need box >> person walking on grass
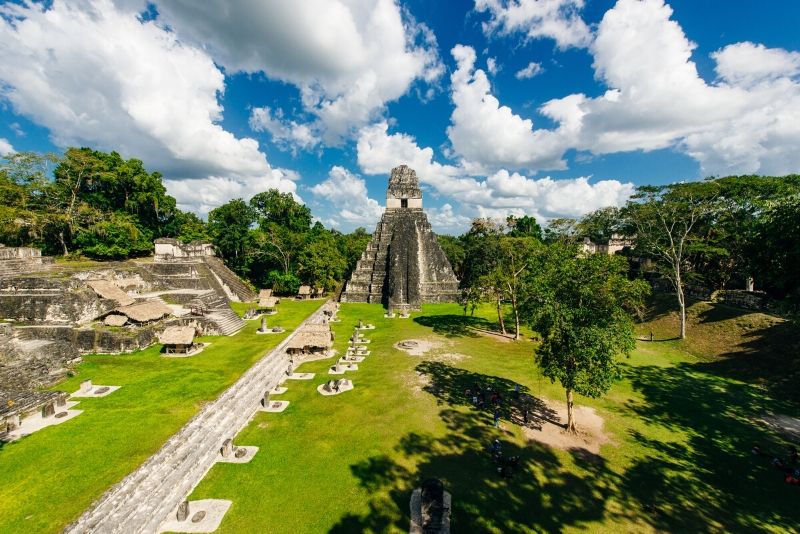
[494,409,500,428]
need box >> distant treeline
[0,148,369,294]
[3,149,799,312]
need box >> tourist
[493,409,500,428]
[649,331,654,342]
[523,408,529,425]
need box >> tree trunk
[59,231,68,256]
[496,298,506,335]
[675,270,687,340]
[565,388,576,433]
[512,296,520,340]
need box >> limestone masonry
[341,165,459,311]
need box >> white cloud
[447,44,570,172]
[0,138,14,155]
[713,41,800,87]
[469,0,800,177]
[486,57,500,75]
[310,166,383,228]
[0,0,298,214]
[155,0,443,145]
[566,0,800,175]
[356,121,633,232]
[427,203,472,235]
[476,0,592,50]
[515,61,544,79]
[249,106,320,154]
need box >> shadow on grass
[331,359,799,533]
[619,363,798,533]
[413,315,494,338]
[696,318,800,406]
[330,408,620,533]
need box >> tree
[543,218,579,243]
[208,199,255,273]
[625,183,719,339]
[523,245,648,432]
[495,237,540,340]
[437,234,466,280]
[297,232,347,290]
[506,215,542,240]
[752,195,800,308]
[576,207,625,243]
[250,190,312,233]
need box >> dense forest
[2,149,799,315]
[0,148,369,294]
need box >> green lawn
[188,301,799,533]
[2,298,797,533]
[0,298,321,533]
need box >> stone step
[66,303,330,533]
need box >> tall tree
[496,237,539,340]
[208,199,255,273]
[523,245,648,432]
[625,183,719,339]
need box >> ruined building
[341,165,459,311]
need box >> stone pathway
[65,302,329,534]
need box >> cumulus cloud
[468,0,800,177]
[713,41,800,87]
[515,61,544,79]
[249,107,320,154]
[0,138,14,155]
[447,44,570,172]
[476,0,592,50]
[154,0,443,145]
[357,121,633,232]
[0,0,297,214]
[310,166,384,228]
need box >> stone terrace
[65,301,329,534]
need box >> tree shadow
[330,408,621,533]
[330,364,621,533]
[696,318,800,405]
[696,302,752,324]
[619,363,798,533]
[413,315,494,338]
[416,361,559,429]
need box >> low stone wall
[14,324,157,353]
[710,289,780,314]
[0,290,115,324]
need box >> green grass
[187,301,799,533]
[0,299,321,533]
[3,298,798,533]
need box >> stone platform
[65,302,329,534]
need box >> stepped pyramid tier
[341,165,459,311]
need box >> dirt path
[521,399,611,455]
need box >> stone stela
[340,165,459,312]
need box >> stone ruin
[341,165,459,312]
[0,240,259,428]
[410,478,451,534]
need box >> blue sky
[2,0,800,234]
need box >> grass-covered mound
[0,299,321,533]
[188,301,799,533]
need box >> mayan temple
[341,165,460,311]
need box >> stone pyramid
[341,165,460,311]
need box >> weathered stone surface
[176,500,189,521]
[220,438,233,458]
[341,165,459,310]
[191,511,206,523]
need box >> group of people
[490,439,521,479]
[465,383,504,410]
[752,443,799,485]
